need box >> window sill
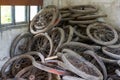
[0,23,28,32]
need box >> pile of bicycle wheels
[1,5,120,80]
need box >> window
[0,6,41,27]
[30,6,38,20]
[1,6,12,24]
[15,6,25,22]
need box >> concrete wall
[0,25,27,69]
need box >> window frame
[0,6,41,28]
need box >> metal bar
[25,5,30,32]
[11,6,15,25]
[26,6,30,23]
[25,6,27,22]
[37,6,40,12]
[28,6,30,31]
[0,6,1,26]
